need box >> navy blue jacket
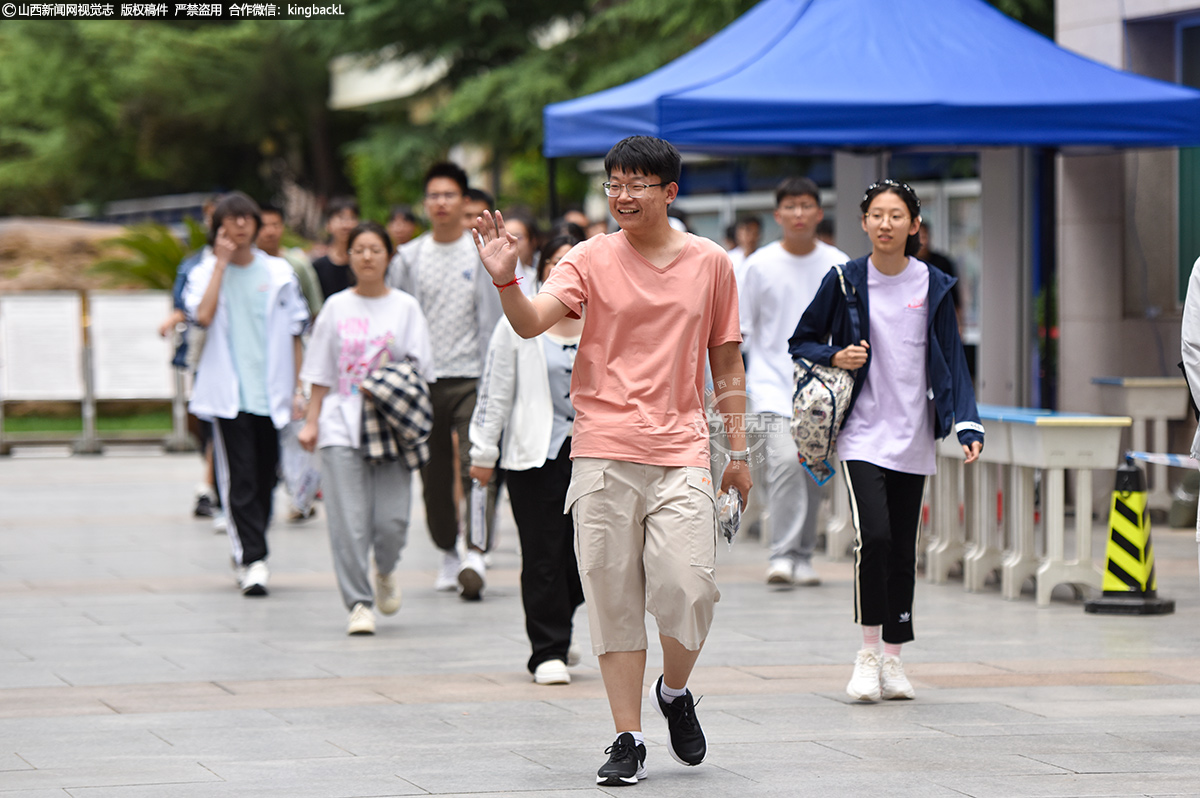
[787,255,984,450]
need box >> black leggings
[842,460,926,645]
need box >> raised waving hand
[471,210,520,285]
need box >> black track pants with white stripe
[214,413,279,567]
[842,460,926,644]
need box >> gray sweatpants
[761,414,822,564]
[320,446,412,610]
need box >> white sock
[659,680,687,702]
[620,730,645,746]
[883,642,902,658]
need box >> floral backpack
[790,264,861,485]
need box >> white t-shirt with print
[300,289,436,449]
[739,240,849,417]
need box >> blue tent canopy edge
[543,0,1200,157]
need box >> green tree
[987,0,1053,38]
[0,21,347,216]
[329,0,758,214]
[331,0,1052,214]
[0,1,1056,220]
[317,0,592,86]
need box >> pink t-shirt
[837,257,936,475]
[541,231,741,468]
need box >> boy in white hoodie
[185,192,310,596]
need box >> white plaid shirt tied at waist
[360,361,434,469]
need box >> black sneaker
[193,494,216,518]
[596,732,646,786]
[650,675,706,766]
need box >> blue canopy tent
[542,0,1200,413]
[543,0,1200,157]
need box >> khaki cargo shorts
[565,457,720,655]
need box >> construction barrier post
[1085,460,1175,615]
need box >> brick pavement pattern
[1,451,1199,796]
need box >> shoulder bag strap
[833,264,861,344]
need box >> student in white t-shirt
[739,177,848,588]
[299,221,435,636]
[790,181,983,704]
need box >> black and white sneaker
[193,493,216,518]
[650,675,706,766]
[240,560,269,597]
[596,732,646,786]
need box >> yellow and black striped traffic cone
[1085,461,1175,615]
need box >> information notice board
[89,292,174,400]
[0,293,84,401]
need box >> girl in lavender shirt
[789,181,983,703]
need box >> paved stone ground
[1,450,1198,797]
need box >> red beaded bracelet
[493,276,521,292]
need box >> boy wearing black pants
[185,192,310,595]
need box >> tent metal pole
[1036,148,1058,411]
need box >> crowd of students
[165,135,982,787]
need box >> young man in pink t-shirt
[473,136,752,786]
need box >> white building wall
[1056,1,1195,412]
[1056,0,1198,509]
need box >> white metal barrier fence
[0,291,189,453]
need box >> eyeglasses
[350,246,387,257]
[865,211,911,225]
[863,179,920,209]
[425,192,461,203]
[602,182,664,198]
